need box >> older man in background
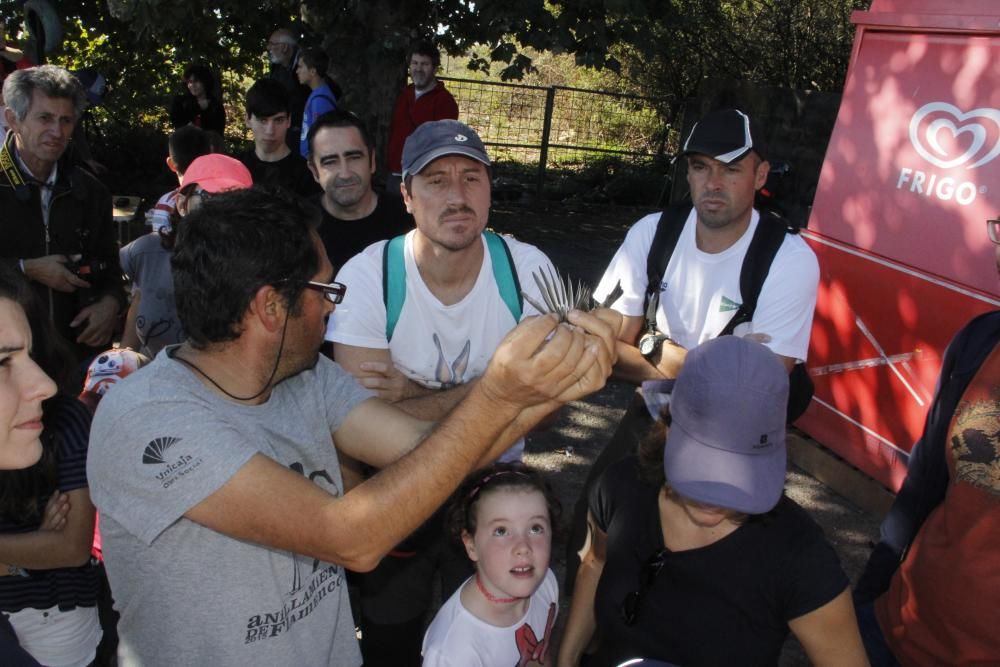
[1,65,124,361]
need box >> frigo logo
[895,102,999,206]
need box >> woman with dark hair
[0,264,101,667]
[169,62,226,135]
[0,266,57,470]
[558,337,867,667]
[295,47,340,157]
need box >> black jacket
[0,131,126,351]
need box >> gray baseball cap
[401,119,490,179]
[663,336,788,515]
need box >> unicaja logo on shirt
[896,102,999,207]
[141,436,203,489]
[142,436,181,463]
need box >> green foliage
[12,0,861,198]
[616,0,866,126]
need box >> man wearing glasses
[853,217,1000,666]
[87,186,620,667]
[266,27,309,150]
[1,64,126,362]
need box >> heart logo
[909,102,1000,170]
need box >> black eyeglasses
[620,548,669,626]
[988,219,1000,246]
[304,280,347,304]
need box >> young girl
[422,462,560,667]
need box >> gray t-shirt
[88,349,373,666]
[119,233,184,358]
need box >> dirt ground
[485,201,883,665]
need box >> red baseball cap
[181,154,253,193]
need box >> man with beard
[385,40,458,197]
[326,119,560,665]
[595,107,818,380]
[307,110,412,271]
[563,108,821,586]
[87,186,620,666]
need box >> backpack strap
[483,231,523,322]
[643,204,691,330]
[718,211,798,336]
[717,211,814,422]
[382,231,522,342]
[382,235,407,342]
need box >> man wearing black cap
[325,118,560,665]
[565,108,821,587]
[594,107,819,382]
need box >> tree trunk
[313,2,422,185]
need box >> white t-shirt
[421,569,558,667]
[594,209,819,362]
[327,231,557,460]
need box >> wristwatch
[638,332,671,359]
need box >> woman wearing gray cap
[558,336,867,667]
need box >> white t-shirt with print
[328,231,557,460]
[421,569,558,667]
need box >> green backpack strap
[483,231,522,322]
[382,235,407,341]
[382,231,522,342]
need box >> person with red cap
[118,154,252,357]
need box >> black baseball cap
[681,108,766,163]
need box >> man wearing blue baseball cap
[326,118,562,665]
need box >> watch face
[639,333,660,357]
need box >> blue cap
[663,336,788,515]
[402,119,490,179]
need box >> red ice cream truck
[798,0,1000,490]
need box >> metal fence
[439,76,675,193]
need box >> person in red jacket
[385,40,458,197]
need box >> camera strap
[0,137,26,188]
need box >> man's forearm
[331,381,525,569]
[393,380,475,420]
[611,340,683,383]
